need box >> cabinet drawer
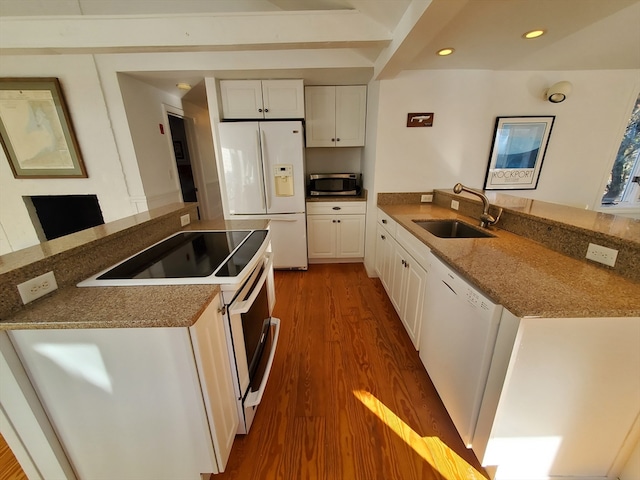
[377,209,397,237]
[306,201,366,215]
[396,226,430,271]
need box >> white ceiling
[1,0,639,100]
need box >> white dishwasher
[419,252,502,448]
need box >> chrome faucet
[453,183,503,228]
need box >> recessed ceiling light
[523,29,545,39]
[437,48,455,56]
[176,83,192,91]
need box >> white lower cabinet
[474,310,640,480]
[8,294,237,480]
[375,209,428,349]
[307,201,366,260]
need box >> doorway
[167,114,197,203]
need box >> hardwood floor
[217,263,488,480]
[0,434,27,480]
[0,264,488,480]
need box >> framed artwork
[0,78,87,178]
[484,116,555,190]
[173,140,184,160]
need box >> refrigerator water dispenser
[274,165,294,197]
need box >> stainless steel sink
[413,219,495,238]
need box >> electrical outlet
[586,243,618,267]
[451,199,459,210]
[421,194,433,203]
[17,271,58,305]
[180,214,190,226]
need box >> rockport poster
[484,116,555,190]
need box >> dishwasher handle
[441,279,458,295]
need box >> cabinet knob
[332,206,341,210]
[264,108,269,112]
[381,235,385,240]
[258,108,263,112]
[401,259,406,266]
[382,219,387,224]
[331,138,335,142]
[336,138,340,142]
[337,220,341,223]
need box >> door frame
[162,104,211,219]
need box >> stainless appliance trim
[309,173,358,180]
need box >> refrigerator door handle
[255,129,266,211]
[260,129,271,211]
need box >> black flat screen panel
[97,231,252,280]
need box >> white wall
[0,55,137,254]
[621,437,640,480]
[183,96,224,220]
[373,69,640,209]
[363,79,381,275]
[117,74,183,209]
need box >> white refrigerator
[218,121,308,269]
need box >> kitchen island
[0,205,269,480]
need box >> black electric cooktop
[78,230,269,286]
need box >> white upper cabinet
[305,85,367,147]
[220,79,304,119]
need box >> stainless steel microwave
[308,173,361,196]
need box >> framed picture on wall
[483,116,555,190]
[0,77,87,178]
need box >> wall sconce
[545,81,572,103]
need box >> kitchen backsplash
[0,203,198,320]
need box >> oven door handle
[245,317,280,408]
[229,252,273,315]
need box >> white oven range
[78,229,280,433]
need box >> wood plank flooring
[0,434,27,480]
[217,263,488,480]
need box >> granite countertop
[378,203,640,318]
[1,284,220,330]
[0,217,270,330]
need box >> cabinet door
[335,86,367,147]
[9,327,218,479]
[375,224,386,277]
[400,259,427,349]
[305,86,336,147]
[307,215,337,258]
[381,228,395,293]
[389,240,406,314]
[220,80,264,119]
[261,80,304,119]
[190,295,239,472]
[336,215,365,257]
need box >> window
[601,93,640,206]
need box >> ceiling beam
[0,10,391,55]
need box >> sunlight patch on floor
[353,389,487,480]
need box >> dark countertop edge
[306,189,368,202]
[377,203,640,319]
